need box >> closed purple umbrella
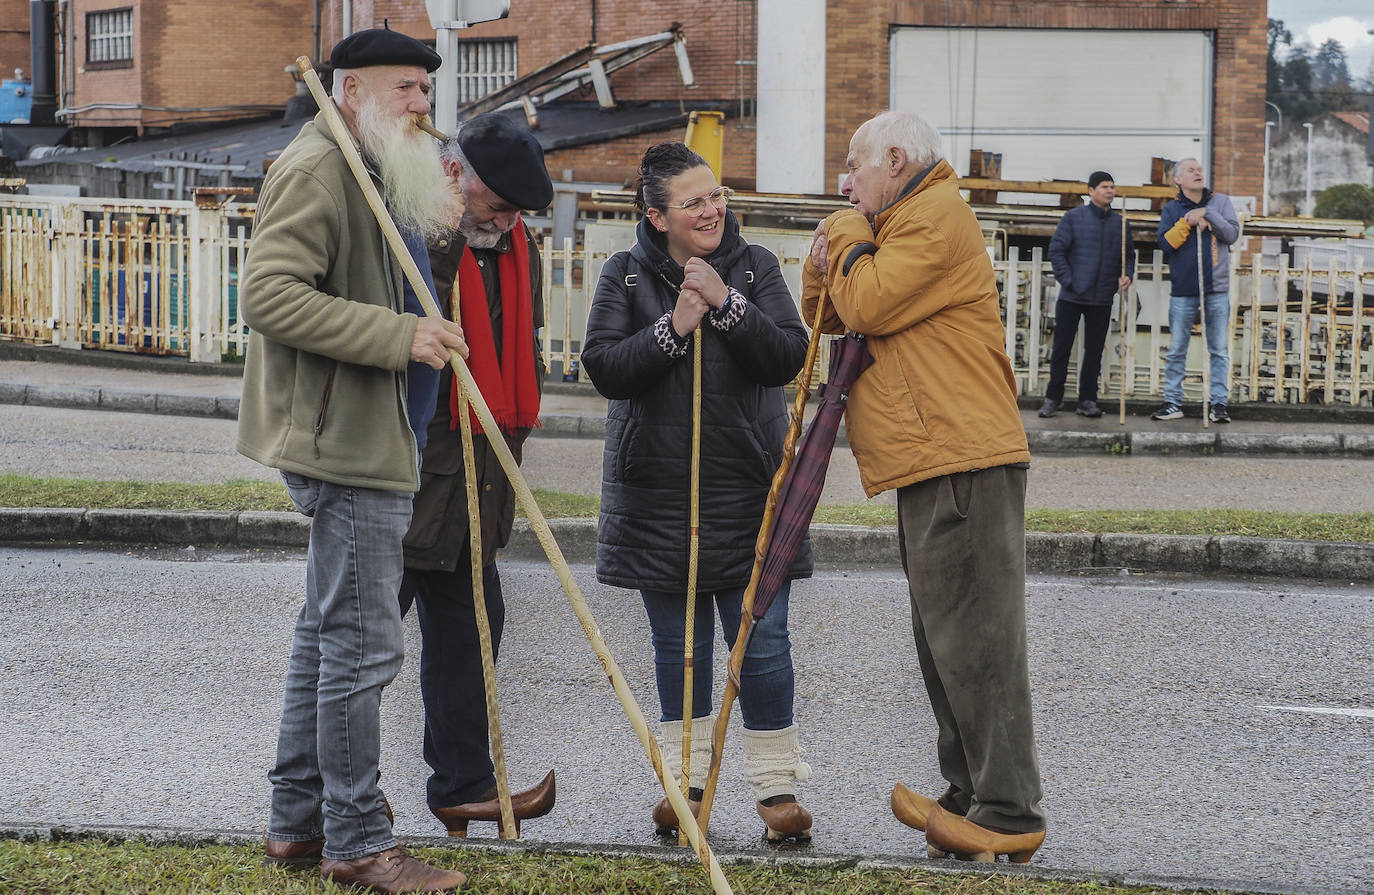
[753,331,873,619]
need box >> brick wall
[68,0,144,127]
[543,122,756,188]
[63,0,313,130]
[0,0,29,83]
[827,0,1266,199]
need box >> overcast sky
[1268,0,1374,83]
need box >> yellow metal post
[684,111,725,182]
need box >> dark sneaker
[1151,402,1183,421]
[1037,399,1058,418]
[1209,403,1231,423]
[1075,400,1103,418]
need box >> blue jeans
[398,561,506,809]
[267,472,412,860]
[1165,291,1230,405]
[640,583,795,731]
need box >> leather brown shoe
[263,835,324,868]
[652,787,702,837]
[320,845,465,893]
[430,769,555,838]
[925,803,1045,864]
[757,794,812,843]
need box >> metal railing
[2,195,1371,407]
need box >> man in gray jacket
[1151,157,1240,423]
[237,28,468,894]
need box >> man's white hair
[855,110,945,169]
[330,68,353,102]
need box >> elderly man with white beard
[237,27,469,894]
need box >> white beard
[355,97,463,242]
[459,215,505,250]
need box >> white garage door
[889,28,1212,205]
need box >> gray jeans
[267,472,412,860]
[897,465,1045,834]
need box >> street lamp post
[1303,121,1314,217]
[1263,120,1275,216]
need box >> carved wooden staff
[296,57,733,894]
[697,291,829,837]
[679,322,702,848]
[452,348,517,839]
[1198,229,1210,429]
[1119,206,1128,426]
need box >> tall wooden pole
[697,291,829,837]
[679,323,702,847]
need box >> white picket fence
[2,195,1372,406]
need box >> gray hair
[1172,157,1202,184]
[855,110,944,170]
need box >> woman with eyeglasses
[581,141,814,843]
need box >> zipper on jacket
[313,363,338,458]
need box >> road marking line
[1258,705,1374,719]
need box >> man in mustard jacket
[802,109,1045,863]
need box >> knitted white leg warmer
[657,716,716,790]
[741,724,811,802]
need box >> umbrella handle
[697,286,830,838]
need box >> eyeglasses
[668,186,733,217]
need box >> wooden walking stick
[697,289,829,838]
[1198,227,1210,429]
[679,322,703,847]
[1119,205,1128,426]
[296,57,733,895]
[452,358,517,839]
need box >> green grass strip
[0,474,1369,543]
[0,838,1240,895]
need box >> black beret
[457,113,554,211]
[329,28,442,73]
[1088,170,1114,190]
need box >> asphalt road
[1,545,1370,892]
[3,403,1373,513]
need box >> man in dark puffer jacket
[1039,171,1135,419]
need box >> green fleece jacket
[236,113,422,491]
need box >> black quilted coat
[581,214,813,592]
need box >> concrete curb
[0,822,1353,895]
[3,509,1370,581]
[3,380,1373,457]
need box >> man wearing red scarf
[398,113,554,836]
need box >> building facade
[52,0,313,135]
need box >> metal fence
[2,195,1371,407]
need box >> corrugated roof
[18,100,737,180]
[1330,110,1370,135]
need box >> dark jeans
[897,466,1045,834]
[1045,299,1113,405]
[640,583,795,730]
[399,559,505,810]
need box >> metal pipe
[28,0,57,126]
[1263,120,1274,217]
[1303,122,1314,217]
[343,0,352,37]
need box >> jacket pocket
[312,362,338,459]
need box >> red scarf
[449,218,541,435]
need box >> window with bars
[87,8,134,65]
[456,39,517,104]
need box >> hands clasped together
[670,256,731,337]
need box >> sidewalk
[1,342,1371,580]
[1,343,1371,456]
